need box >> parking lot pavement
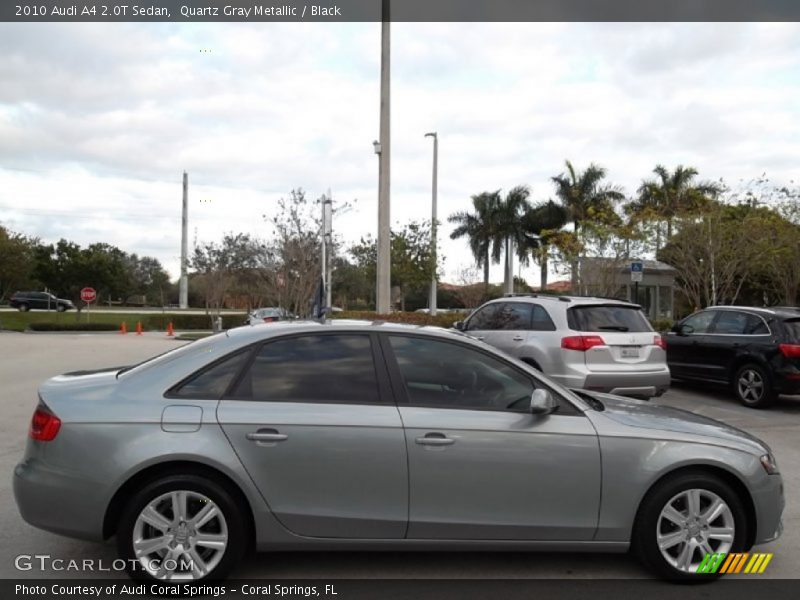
[0,332,797,580]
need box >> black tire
[632,471,748,581]
[732,363,775,408]
[18,304,29,312]
[117,473,247,582]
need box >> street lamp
[424,132,438,316]
[375,0,391,314]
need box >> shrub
[29,322,119,332]
[650,318,675,333]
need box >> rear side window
[567,305,652,333]
[713,311,749,334]
[231,334,380,404]
[531,305,557,331]
[783,319,800,343]
[172,350,251,398]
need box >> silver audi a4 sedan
[14,320,784,582]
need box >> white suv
[455,294,670,399]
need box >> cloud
[0,22,799,285]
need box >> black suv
[666,306,800,408]
[9,291,75,312]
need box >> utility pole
[179,171,188,309]
[322,192,333,310]
[375,0,391,313]
[424,132,438,315]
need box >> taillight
[779,343,800,358]
[561,335,605,351]
[653,335,666,350]
[30,405,61,441]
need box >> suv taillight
[653,335,666,350]
[561,335,605,351]
[779,344,800,359]
[30,405,61,441]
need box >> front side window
[681,310,717,334]
[388,335,536,411]
[494,303,533,331]
[231,334,380,404]
[466,303,499,331]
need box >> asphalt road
[0,332,797,581]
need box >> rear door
[566,304,663,374]
[704,311,770,381]
[216,332,408,539]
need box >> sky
[1,21,799,285]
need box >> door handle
[246,429,288,443]
[512,335,525,341]
[415,433,455,446]
[475,336,485,341]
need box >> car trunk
[566,304,664,373]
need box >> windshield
[567,304,653,333]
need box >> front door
[217,333,408,539]
[384,334,601,541]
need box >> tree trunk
[540,250,548,291]
[504,237,514,295]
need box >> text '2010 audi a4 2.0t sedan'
[14,321,784,581]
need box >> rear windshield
[784,319,800,343]
[567,305,653,333]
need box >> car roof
[707,305,800,319]
[481,294,641,308]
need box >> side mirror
[530,389,557,415]
[673,323,693,336]
[453,321,465,331]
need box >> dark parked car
[666,306,800,407]
[9,291,74,312]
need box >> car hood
[580,390,768,455]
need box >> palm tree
[627,165,722,251]
[492,185,533,294]
[521,200,569,291]
[448,191,502,292]
[551,160,625,288]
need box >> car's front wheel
[633,471,747,581]
[117,474,247,581]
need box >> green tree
[493,186,534,294]
[448,191,502,292]
[626,165,722,252]
[551,160,624,288]
[0,225,38,303]
[520,200,569,291]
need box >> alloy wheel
[737,369,764,404]
[656,488,735,573]
[132,490,228,580]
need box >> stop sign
[80,287,96,303]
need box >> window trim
[379,332,582,416]
[222,331,394,406]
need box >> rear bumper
[556,369,671,398]
[13,457,106,542]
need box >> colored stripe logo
[696,552,773,574]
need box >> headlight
[760,453,779,475]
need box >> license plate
[620,346,640,358]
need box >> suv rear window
[567,305,652,333]
[784,319,800,343]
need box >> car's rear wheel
[732,363,774,408]
[56,304,66,312]
[18,304,29,312]
[633,472,747,581]
[117,474,246,581]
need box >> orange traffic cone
[136,322,143,336]
[120,322,127,335]
[167,322,175,337]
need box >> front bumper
[14,457,106,542]
[752,473,785,545]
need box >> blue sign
[631,261,644,272]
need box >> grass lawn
[0,311,246,332]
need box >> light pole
[375,0,391,313]
[424,132,438,315]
